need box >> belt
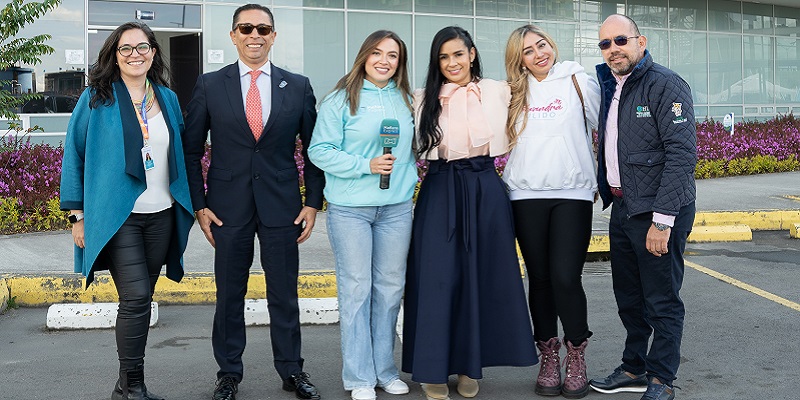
[610,186,623,198]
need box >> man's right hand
[196,207,223,247]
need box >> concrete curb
[694,210,800,230]
[688,224,752,242]
[3,271,337,307]
[0,278,8,314]
[791,223,800,239]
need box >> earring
[470,61,473,68]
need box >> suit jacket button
[255,148,260,153]
[254,174,260,180]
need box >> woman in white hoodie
[503,25,601,399]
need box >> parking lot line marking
[686,260,800,312]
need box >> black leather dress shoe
[282,372,320,400]
[213,376,238,400]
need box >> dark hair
[416,26,482,158]
[232,4,275,31]
[87,22,168,109]
[330,30,412,116]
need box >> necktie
[246,70,263,141]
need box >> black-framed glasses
[598,35,640,50]
[117,42,152,57]
[235,23,273,36]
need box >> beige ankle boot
[457,375,479,398]
[421,383,450,400]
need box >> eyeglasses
[598,35,640,50]
[117,42,152,57]
[235,23,273,36]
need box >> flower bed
[2,116,800,234]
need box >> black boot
[111,365,164,400]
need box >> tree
[0,0,61,119]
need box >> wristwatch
[652,222,670,231]
[68,213,84,223]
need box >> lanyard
[134,79,153,144]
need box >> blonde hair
[505,25,559,147]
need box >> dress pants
[609,197,695,386]
[211,213,304,382]
[105,207,174,371]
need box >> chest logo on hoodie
[361,105,385,113]
[528,97,565,120]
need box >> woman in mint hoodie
[503,25,601,399]
[308,30,416,400]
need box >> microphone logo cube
[380,119,400,148]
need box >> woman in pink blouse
[401,26,537,400]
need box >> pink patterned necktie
[246,70,263,141]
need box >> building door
[169,34,200,111]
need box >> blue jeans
[327,200,413,390]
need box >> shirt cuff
[653,212,675,227]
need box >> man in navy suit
[183,4,324,400]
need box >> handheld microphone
[379,118,400,190]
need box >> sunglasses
[235,23,273,36]
[598,35,640,50]
[117,42,152,57]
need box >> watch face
[69,215,77,223]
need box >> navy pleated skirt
[401,156,537,383]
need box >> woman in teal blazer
[60,22,193,400]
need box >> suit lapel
[224,63,254,141]
[261,64,285,139]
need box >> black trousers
[512,198,593,344]
[105,207,174,371]
[211,213,303,382]
[609,198,694,387]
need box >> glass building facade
[3,0,800,132]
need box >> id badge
[141,146,155,171]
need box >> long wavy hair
[330,30,412,116]
[416,26,482,158]
[505,24,559,147]
[88,22,169,109]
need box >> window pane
[415,0,473,16]
[272,0,344,8]
[297,9,345,98]
[580,0,624,25]
[533,0,578,21]
[708,34,742,104]
[88,1,201,29]
[578,24,603,76]
[414,15,473,87]
[203,4,241,73]
[742,2,773,35]
[776,37,800,104]
[775,6,800,37]
[742,35,774,104]
[670,31,708,104]
[477,0,529,19]
[475,19,525,81]
[709,105,742,119]
[3,0,85,117]
[626,0,667,29]
[669,0,707,31]
[347,12,412,74]
[640,29,668,69]
[347,0,411,12]
[708,0,742,33]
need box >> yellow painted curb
[790,223,800,239]
[4,271,338,307]
[0,278,8,314]
[588,234,610,253]
[688,224,752,243]
[694,210,800,231]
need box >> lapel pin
[279,80,287,88]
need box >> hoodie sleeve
[308,94,373,179]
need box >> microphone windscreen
[379,118,400,148]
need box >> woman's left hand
[370,154,396,175]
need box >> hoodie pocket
[505,136,578,190]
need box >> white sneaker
[378,378,410,395]
[351,387,377,400]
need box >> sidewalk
[1,171,799,307]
